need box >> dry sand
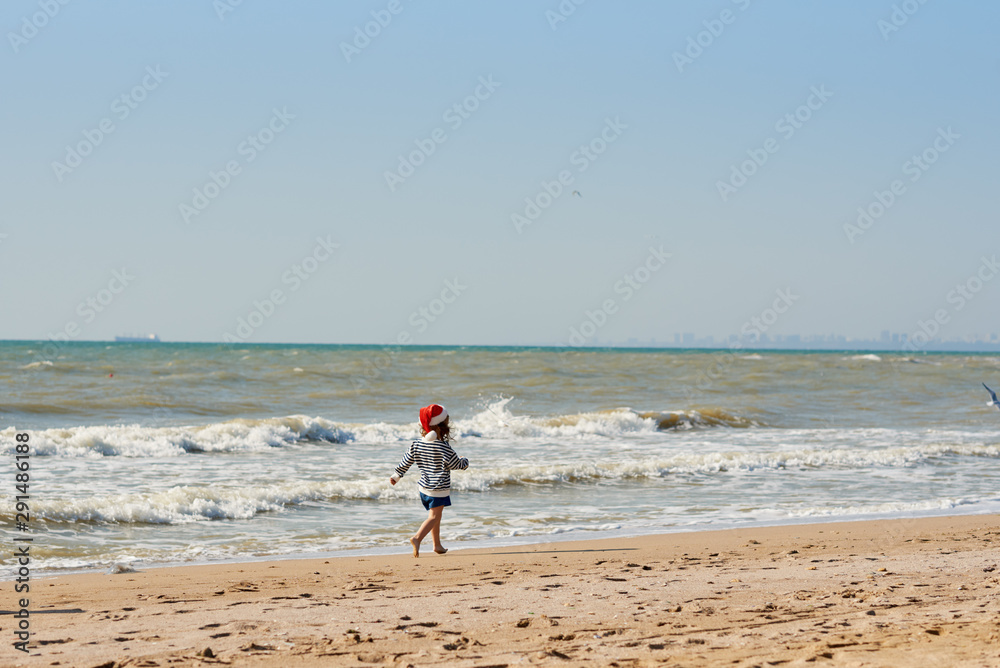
[6,515,999,667]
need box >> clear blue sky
[2,0,998,346]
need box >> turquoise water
[2,341,999,573]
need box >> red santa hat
[419,404,449,432]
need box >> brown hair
[425,418,450,442]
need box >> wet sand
[8,514,999,667]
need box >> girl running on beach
[390,404,469,557]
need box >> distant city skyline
[7,330,1000,355]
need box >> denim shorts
[419,492,452,511]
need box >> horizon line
[3,338,1000,355]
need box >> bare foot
[433,546,448,555]
[409,537,420,558]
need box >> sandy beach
[8,514,999,667]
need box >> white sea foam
[458,442,1000,486]
[20,360,54,369]
[777,497,987,518]
[21,441,999,525]
[29,476,404,524]
[107,562,138,574]
[462,399,760,437]
[0,416,352,458]
[0,405,758,458]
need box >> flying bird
[572,190,582,197]
[983,383,1000,410]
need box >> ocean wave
[454,442,1000,488]
[18,442,1000,525]
[20,360,54,370]
[898,357,941,366]
[777,497,987,518]
[642,408,761,430]
[462,399,761,437]
[0,404,761,457]
[0,416,350,458]
[27,479,386,524]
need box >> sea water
[2,341,998,574]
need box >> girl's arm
[444,446,469,471]
[390,445,415,484]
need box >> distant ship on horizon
[114,334,161,343]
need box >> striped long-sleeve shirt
[392,438,469,497]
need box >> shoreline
[25,507,1000,580]
[11,514,1000,667]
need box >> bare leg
[431,513,447,554]
[411,507,444,558]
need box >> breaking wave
[17,441,999,525]
[0,403,762,458]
